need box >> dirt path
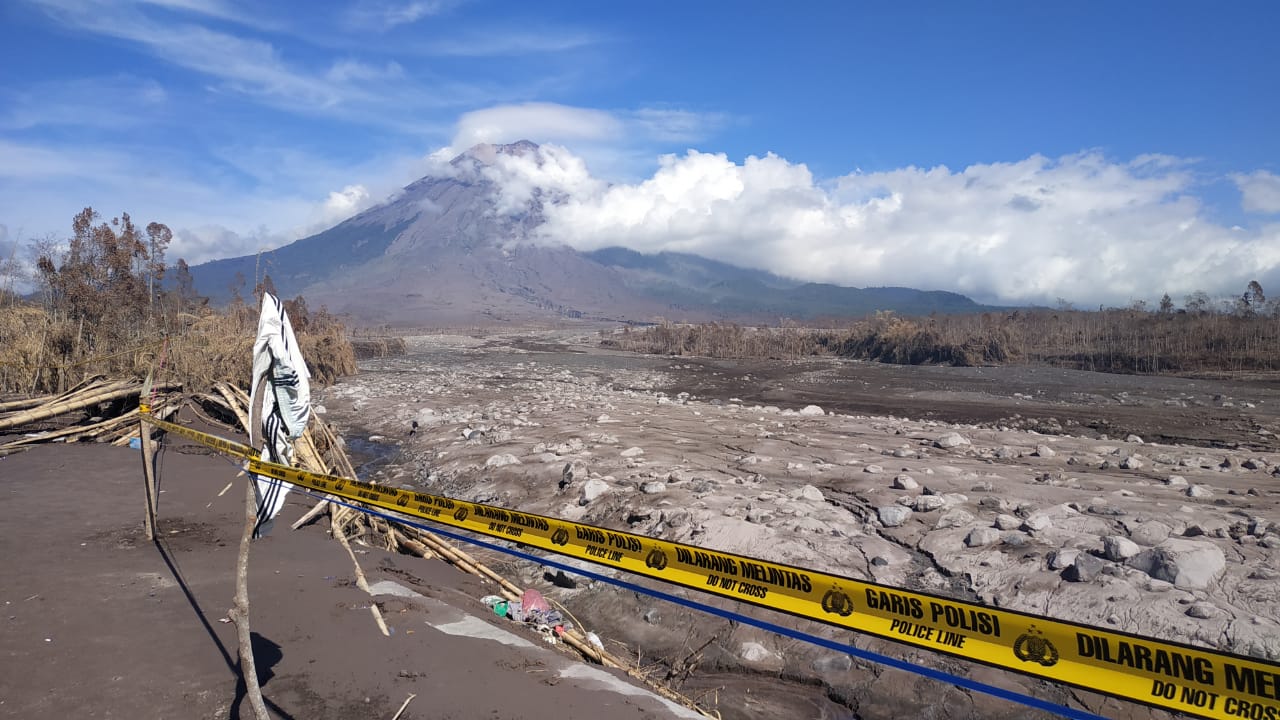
[0,433,704,719]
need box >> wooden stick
[390,693,416,720]
[290,494,336,530]
[336,524,391,637]
[229,477,270,720]
[139,418,158,541]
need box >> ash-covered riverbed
[316,331,1280,720]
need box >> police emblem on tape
[453,507,469,522]
[645,546,668,571]
[1013,626,1059,667]
[551,528,570,546]
[822,585,854,617]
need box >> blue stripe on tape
[296,488,1108,720]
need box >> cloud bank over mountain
[471,143,1280,307]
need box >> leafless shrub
[0,208,357,396]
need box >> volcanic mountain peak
[189,138,989,325]
[452,139,541,167]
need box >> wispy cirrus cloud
[423,28,603,56]
[445,102,729,179]
[342,0,456,31]
[0,75,167,131]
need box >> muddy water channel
[316,332,1280,720]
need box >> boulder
[1186,484,1213,498]
[994,514,1022,531]
[1034,445,1056,458]
[798,405,826,416]
[620,446,645,458]
[485,453,522,468]
[1022,514,1053,532]
[965,527,1001,547]
[1063,553,1108,583]
[877,505,912,528]
[935,509,974,529]
[1129,521,1172,546]
[892,474,919,490]
[640,481,667,494]
[797,484,825,503]
[1127,539,1226,589]
[864,464,884,474]
[913,495,947,512]
[1165,475,1188,486]
[1049,548,1079,570]
[934,432,970,449]
[579,479,610,505]
[1119,456,1143,470]
[1102,535,1141,561]
[1125,434,1144,444]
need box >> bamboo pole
[0,381,176,431]
[229,477,270,720]
[139,396,158,542]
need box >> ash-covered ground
[316,331,1280,720]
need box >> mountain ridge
[190,141,991,325]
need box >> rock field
[317,332,1280,719]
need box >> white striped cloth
[248,292,312,538]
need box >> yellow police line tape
[140,410,1279,720]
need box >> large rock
[994,514,1022,531]
[1129,521,1172,546]
[1022,514,1053,532]
[935,509,974,529]
[1064,553,1108,583]
[913,495,947,512]
[579,479,610,505]
[1102,535,1141,561]
[1049,548,1079,570]
[877,505,912,527]
[485,453,522,468]
[796,484,825,503]
[892,474,919,490]
[1127,539,1226,589]
[934,432,970,449]
[620,446,645,458]
[798,405,826,416]
[965,527,1001,547]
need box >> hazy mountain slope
[190,141,990,325]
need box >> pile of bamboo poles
[0,376,182,455]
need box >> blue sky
[2,0,1278,306]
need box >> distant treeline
[0,207,356,395]
[606,289,1280,374]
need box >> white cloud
[468,145,1280,307]
[320,184,374,224]
[344,0,453,31]
[1232,170,1280,214]
[0,75,166,131]
[450,103,624,153]
[446,102,725,181]
[424,29,601,56]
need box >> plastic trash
[129,437,142,450]
[521,588,550,613]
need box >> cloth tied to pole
[248,292,311,538]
